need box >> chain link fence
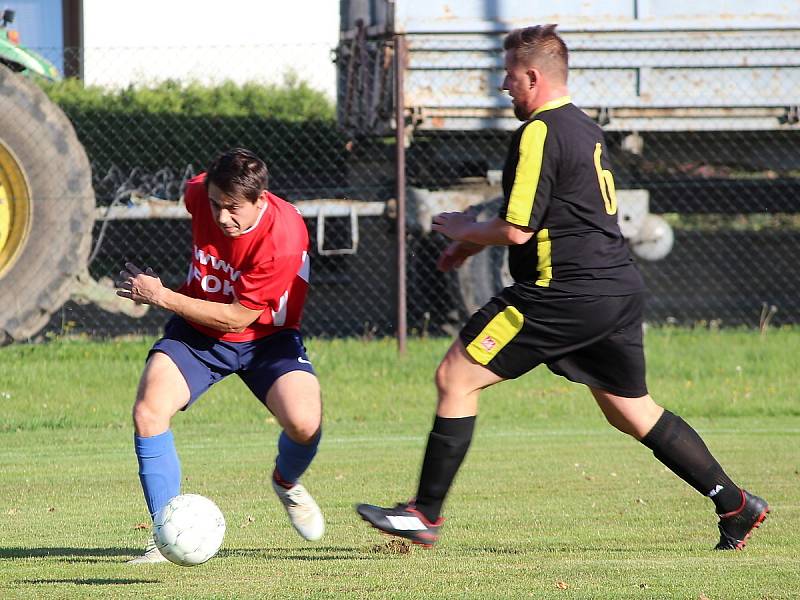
[341,31,800,332]
[7,33,799,341]
[19,44,399,339]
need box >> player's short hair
[205,148,269,203]
[504,24,568,83]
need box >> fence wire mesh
[346,31,800,331]
[2,33,798,342]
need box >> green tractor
[0,8,94,343]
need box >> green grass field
[1,328,798,599]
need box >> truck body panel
[339,0,800,131]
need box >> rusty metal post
[394,34,407,354]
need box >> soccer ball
[631,214,674,261]
[153,494,226,566]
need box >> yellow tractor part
[0,141,31,278]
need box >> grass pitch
[1,328,798,599]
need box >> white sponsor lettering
[207,255,241,281]
[225,263,241,281]
[386,515,426,531]
[201,274,222,293]
[210,255,228,271]
[194,247,210,265]
[186,264,198,284]
[708,485,724,497]
[190,245,241,296]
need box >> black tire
[0,65,94,343]
[453,198,512,315]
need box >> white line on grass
[3,425,798,461]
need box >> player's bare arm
[432,212,533,246]
[116,262,263,333]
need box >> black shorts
[459,286,647,398]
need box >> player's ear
[528,68,538,89]
[256,189,268,208]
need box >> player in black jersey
[356,24,768,550]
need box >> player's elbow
[222,304,263,333]
[224,316,257,334]
[209,319,245,334]
[224,322,249,334]
[505,224,534,245]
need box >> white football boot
[127,535,169,564]
[271,480,325,541]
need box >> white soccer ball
[631,213,674,261]
[153,494,226,566]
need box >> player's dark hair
[504,24,568,83]
[205,148,269,203]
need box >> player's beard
[513,101,532,121]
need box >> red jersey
[179,174,310,342]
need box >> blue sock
[134,430,181,519]
[275,430,320,484]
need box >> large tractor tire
[0,64,94,343]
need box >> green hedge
[41,76,336,120]
[40,78,348,197]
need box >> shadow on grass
[20,578,159,586]
[219,545,370,561]
[3,544,400,564]
[0,547,138,560]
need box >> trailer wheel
[0,65,94,343]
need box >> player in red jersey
[117,148,325,563]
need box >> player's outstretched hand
[432,211,476,241]
[116,262,164,306]
[436,240,483,272]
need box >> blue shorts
[149,316,316,408]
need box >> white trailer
[340,0,800,131]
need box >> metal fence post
[395,34,407,354]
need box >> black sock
[640,410,741,514]
[414,415,476,523]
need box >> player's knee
[132,399,171,433]
[282,419,320,445]
[434,361,452,396]
[435,356,472,399]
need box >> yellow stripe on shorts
[465,306,524,365]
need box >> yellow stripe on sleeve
[506,120,548,226]
[465,306,524,365]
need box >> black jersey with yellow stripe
[499,97,645,295]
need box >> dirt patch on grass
[370,539,412,554]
